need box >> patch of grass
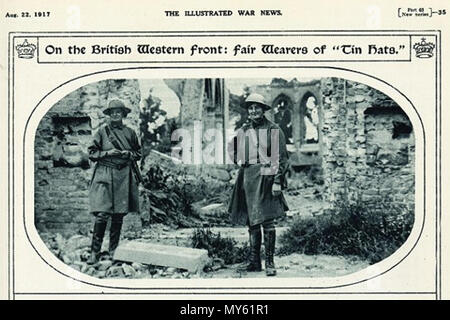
[191,228,249,265]
[278,196,414,264]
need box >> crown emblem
[15,39,37,59]
[413,38,435,58]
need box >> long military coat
[88,123,142,215]
[228,117,289,226]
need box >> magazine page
[0,0,448,303]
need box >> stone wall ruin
[34,79,141,236]
[320,78,415,211]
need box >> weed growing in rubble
[278,196,414,264]
[141,164,232,227]
[191,228,249,265]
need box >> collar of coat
[243,116,277,130]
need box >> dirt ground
[42,224,371,280]
[129,192,371,279]
[42,190,371,279]
[204,254,370,279]
[137,227,369,279]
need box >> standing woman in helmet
[87,99,142,264]
[228,93,289,276]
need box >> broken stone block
[200,203,225,216]
[80,263,90,273]
[86,267,96,276]
[164,267,176,276]
[79,249,91,262]
[122,264,136,277]
[286,209,300,217]
[72,261,86,269]
[106,266,124,278]
[69,264,81,271]
[62,254,75,264]
[97,260,113,271]
[113,241,209,273]
[65,235,91,252]
[55,233,66,250]
[131,262,144,271]
[207,168,231,181]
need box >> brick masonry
[320,78,415,211]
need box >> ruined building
[247,77,414,210]
[34,77,415,235]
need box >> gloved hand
[272,182,282,196]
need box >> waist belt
[98,159,129,170]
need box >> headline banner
[35,35,411,63]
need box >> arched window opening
[304,95,319,144]
[273,94,294,144]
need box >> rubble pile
[41,233,215,279]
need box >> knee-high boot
[109,219,123,257]
[87,219,107,264]
[246,227,262,272]
[264,228,277,276]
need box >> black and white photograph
[34,76,415,280]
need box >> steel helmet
[244,93,271,111]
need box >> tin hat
[103,99,131,116]
[244,93,271,111]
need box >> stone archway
[272,93,294,144]
[294,91,322,166]
[299,91,320,144]
[248,79,323,166]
